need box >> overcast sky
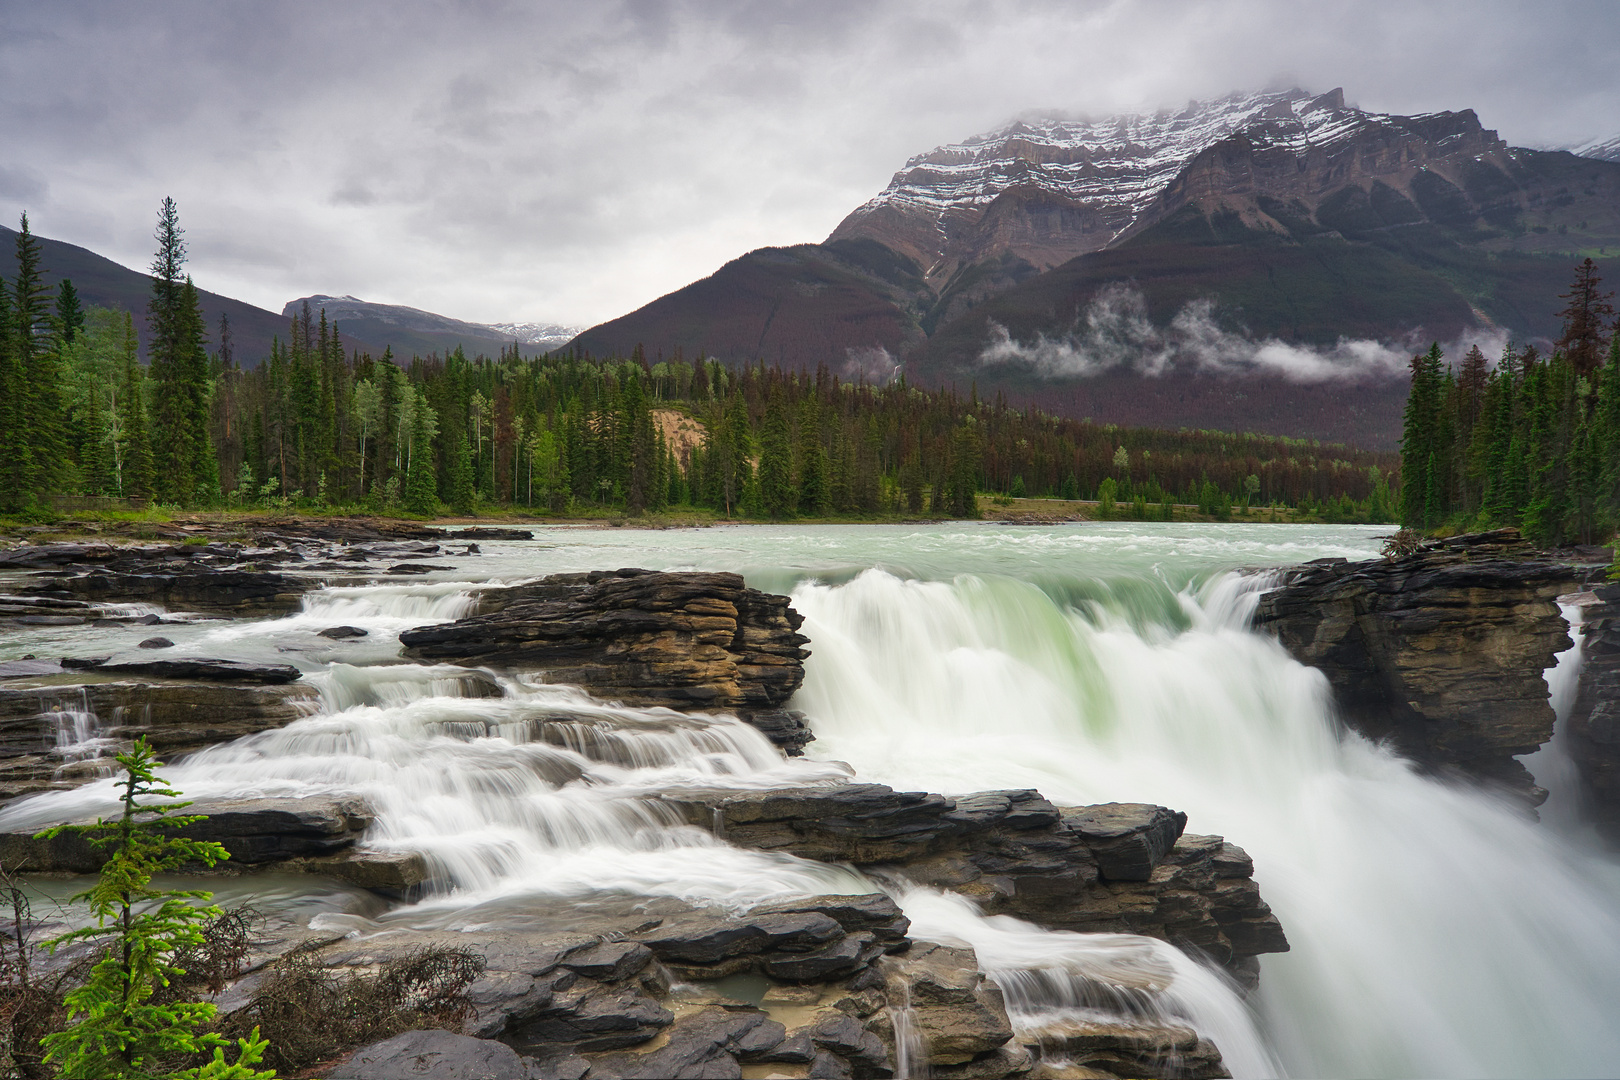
[2,0,1617,329]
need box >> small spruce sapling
[36,737,274,1079]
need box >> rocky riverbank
[0,537,1288,1078]
[1253,529,1594,801]
[400,568,816,753]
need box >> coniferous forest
[1398,258,1620,545]
[3,202,1408,523]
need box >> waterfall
[792,567,1620,1078]
[7,523,1618,1078]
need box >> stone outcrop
[399,569,814,752]
[0,794,372,871]
[20,568,311,615]
[0,676,318,803]
[1252,529,1584,799]
[1565,583,1620,842]
[664,786,1287,974]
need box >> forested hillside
[0,208,1395,523]
[1399,258,1620,546]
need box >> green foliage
[36,737,274,1079]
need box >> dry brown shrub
[228,943,485,1075]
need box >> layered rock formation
[665,786,1287,978]
[0,675,318,803]
[1565,582,1620,842]
[400,569,814,752]
[1253,530,1582,799]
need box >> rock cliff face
[0,676,319,804]
[1253,530,1580,799]
[399,569,814,752]
[1566,583,1620,842]
[664,786,1287,979]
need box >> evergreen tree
[758,390,795,518]
[1555,258,1616,376]
[148,197,201,503]
[1399,344,1445,527]
[449,425,475,514]
[119,313,155,499]
[796,396,828,515]
[403,393,438,514]
[948,422,981,518]
[55,278,85,344]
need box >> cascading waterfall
[898,887,1279,1078]
[792,567,1620,1079]
[6,523,1618,1079]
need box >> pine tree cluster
[1399,258,1620,545]
[2,201,1400,520]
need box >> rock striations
[1565,582,1620,842]
[400,568,815,752]
[1253,529,1581,800]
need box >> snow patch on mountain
[285,295,579,350]
[849,87,1406,232]
[1571,134,1620,162]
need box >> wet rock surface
[399,569,814,752]
[0,794,372,871]
[1252,529,1587,799]
[0,677,318,803]
[665,787,1286,971]
[1566,582,1620,843]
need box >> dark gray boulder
[328,1029,535,1080]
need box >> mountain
[0,224,322,362]
[282,295,580,359]
[574,88,1620,449]
[1573,134,1620,162]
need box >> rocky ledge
[1564,582,1620,842]
[1253,529,1588,800]
[665,786,1287,979]
[245,891,1231,1080]
[400,569,815,752]
[0,667,319,805]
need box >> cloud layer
[979,285,1511,383]
[1,1,1617,328]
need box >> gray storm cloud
[1,1,1617,327]
[979,285,1510,384]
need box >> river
[3,521,1617,1078]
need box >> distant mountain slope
[0,224,323,362]
[1572,133,1620,162]
[573,87,1620,448]
[569,239,931,371]
[283,295,580,358]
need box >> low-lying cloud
[978,284,1508,384]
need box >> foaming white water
[198,581,484,644]
[794,569,1620,1079]
[0,661,863,912]
[1522,602,1589,834]
[899,888,1279,1078]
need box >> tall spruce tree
[54,279,85,344]
[758,389,795,518]
[1399,344,1445,527]
[119,312,155,499]
[147,197,201,503]
[7,215,65,507]
[1555,258,1615,376]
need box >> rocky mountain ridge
[284,295,580,356]
[575,87,1620,448]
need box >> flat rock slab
[399,568,812,753]
[0,659,64,679]
[62,657,302,684]
[329,1030,537,1080]
[0,794,371,872]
